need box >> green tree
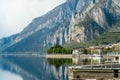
[47,45,73,54]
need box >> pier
[69,64,120,80]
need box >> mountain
[0,0,79,52]
[1,0,120,53]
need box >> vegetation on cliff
[64,26,120,50]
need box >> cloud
[0,0,66,38]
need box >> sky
[0,0,66,38]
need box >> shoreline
[45,54,72,59]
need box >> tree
[83,49,88,54]
[47,45,73,54]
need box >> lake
[0,54,70,80]
[0,54,120,80]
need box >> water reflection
[0,55,120,80]
[0,69,23,80]
[47,58,72,68]
[72,57,104,65]
[0,55,69,80]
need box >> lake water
[0,55,70,80]
[0,55,120,80]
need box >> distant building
[72,48,84,55]
[107,52,120,63]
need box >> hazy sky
[0,0,66,38]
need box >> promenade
[45,54,72,59]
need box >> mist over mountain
[1,0,120,53]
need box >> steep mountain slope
[85,20,120,46]
[1,0,80,52]
[68,0,120,42]
[63,20,120,49]
[2,0,120,52]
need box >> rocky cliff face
[1,0,79,52]
[1,0,120,52]
[68,0,120,42]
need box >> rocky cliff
[1,0,120,52]
[68,0,120,42]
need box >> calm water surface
[0,55,70,80]
[0,54,120,80]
